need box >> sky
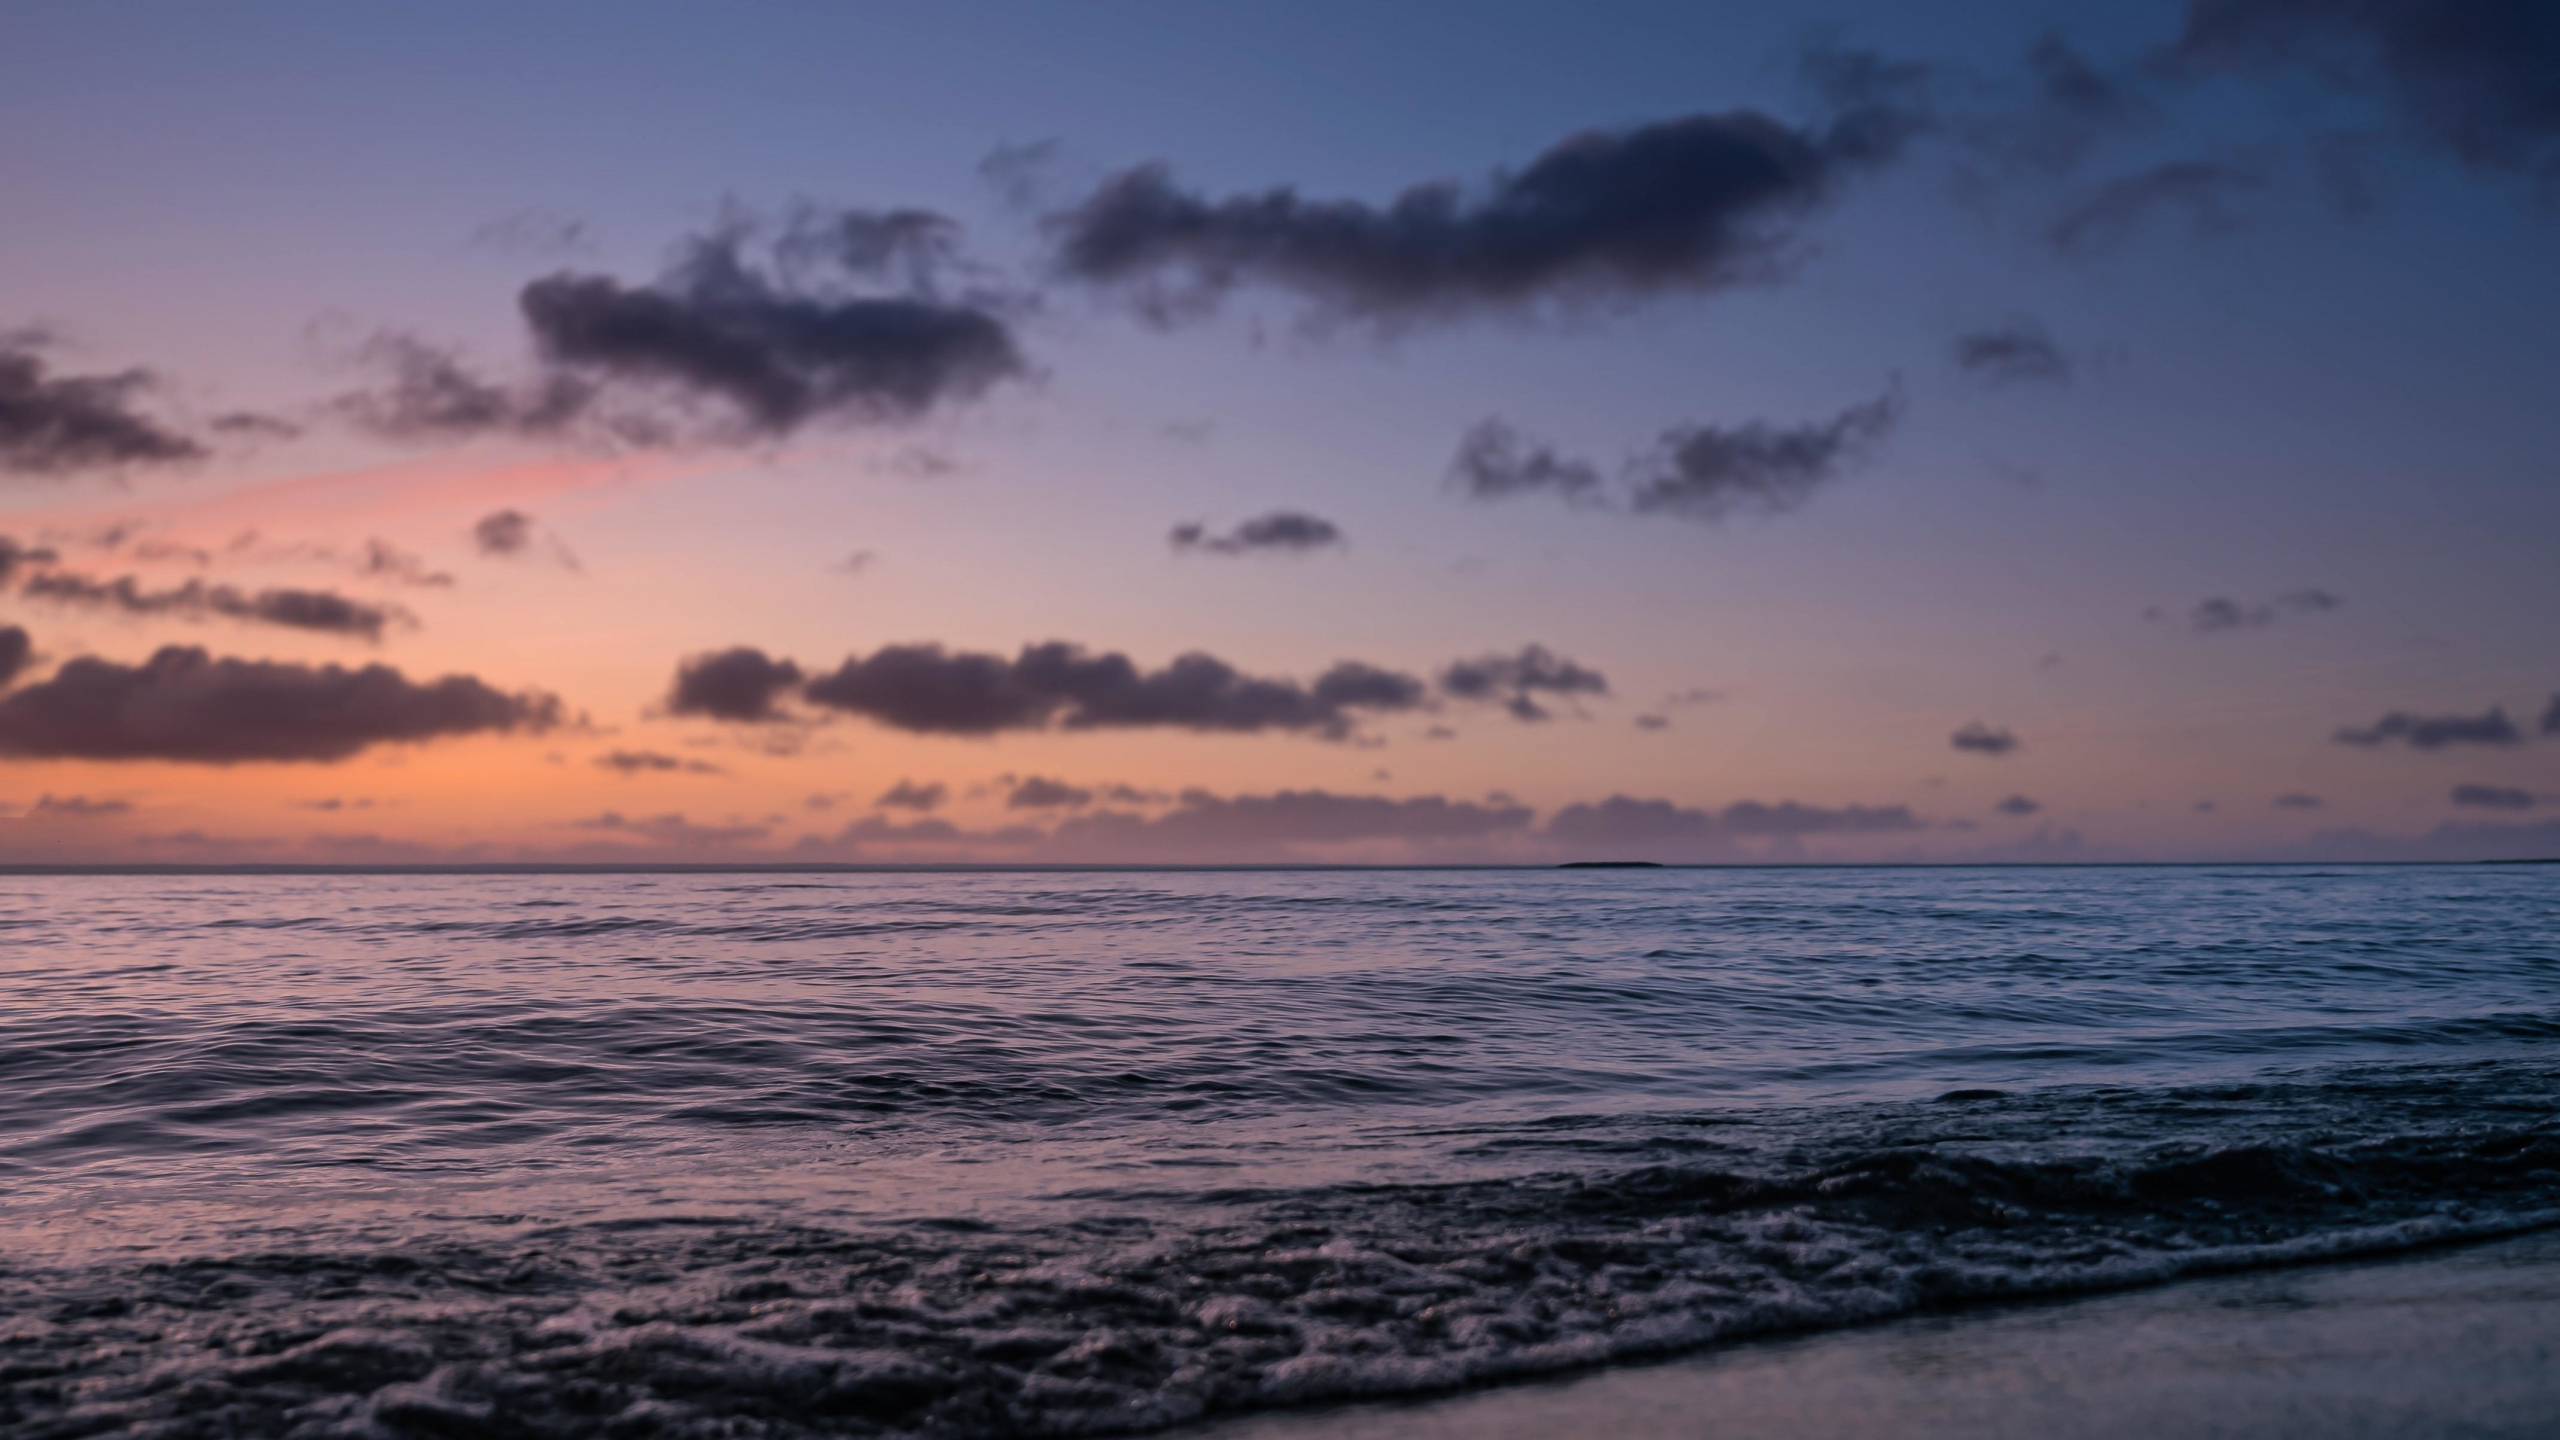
[1,0,2555,865]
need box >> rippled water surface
[3,866,2556,1437]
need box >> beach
[1206,1226,2560,1440]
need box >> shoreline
[1195,1225,2560,1439]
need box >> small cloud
[29,793,131,818]
[833,550,878,576]
[2334,708,2522,750]
[1169,511,1346,556]
[473,509,535,556]
[473,509,581,571]
[359,539,455,588]
[876,779,947,812]
[1634,714,1669,731]
[1005,775,1094,809]
[2450,784,2535,811]
[207,412,301,442]
[2272,792,2325,810]
[2187,589,2341,633]
[470,210,596,257]
[1454,392,1901,523]
[568,810,768,846]
[1440,645,1609,722]
[1951,722,2022,756]
[18,571,412,642]
[667,647,805,723]
[1954,320,2072,384]
[592,749,726,777]
[1993,794,2042,816]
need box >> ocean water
[2,865,2556,1437]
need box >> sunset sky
[2,0,2555,864]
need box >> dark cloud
[2451,783,2536,810]
[1954,321,2072,383]
[2544,692,2560,736]
[2333,707,2523,749]
[2187,588,2341,632]
[801,645,1053,735]
[0,626,28,688]
[0,535,59,586]
[473,509,535,556]
[18,572,410,642]
[1006,775,1095,809]
[1461,392,1899,522]
[516,218,1025,436]
[1951,721,2022,755]
[1634,714,1670,731]
[667,647,805,723]
[2273,792,2326,809]
[2168,0,2560,176]
[346,213,1025,445]
[592,749,726,776]
[1045,97,1913,326]
[876,779,948,812]
[1446,420,1607,503]
[1627,391,1902,519]
[1169,510,1346,556]
[1545,795,1924,846]
[800,642,1429,739]
[2050,161,2264,251]
[0,343,205,477]
[1439,644,1609,721]
[0,646,558,762]
[1994,794,2043,815]
[1312,661,1432,713]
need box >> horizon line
[0,859,2549,877]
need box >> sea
[3,865,2555,1437]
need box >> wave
[7,1072,2556,1438]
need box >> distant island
[1558,861,1664,869]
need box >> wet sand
[1199,1226,2560,1440]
